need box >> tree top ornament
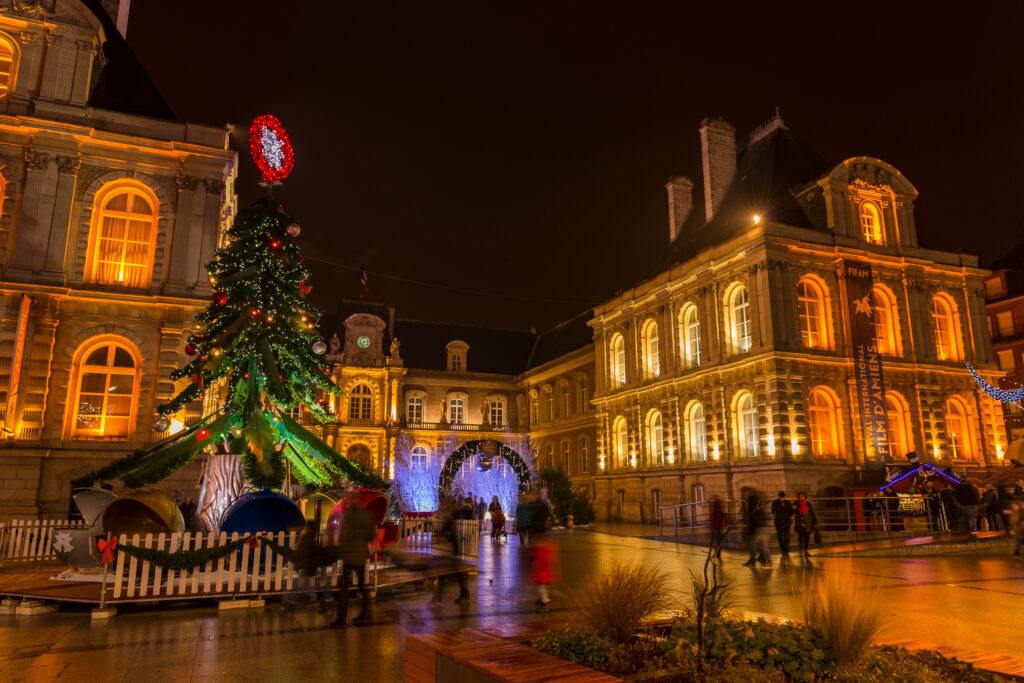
[249,114,295,185]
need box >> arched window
[577,375,589,412]
[885,391,911,460]
[860,201,883,244]
[349,383,373,421]
[406,395,423,423]
[580,438,589,474]
[0,35,16,97]
[945,396,974,460]
[807,387,840,457]
[641,320,659,379]
[871,285,902,357]
[411,445,429,470]
[647,410,664,466]
[735,391,758,458]
[448,396,465,425]
[561,440,570,472]
[681,304,701,368]
[612,416,628,467]
[68,340,139,440]
[931,294,963,361]
[686,401,707,462]
[797,277,829,349]
[728,286,752,354]
[346,443,372,468]
[609,334,626,387]
[86,183,159,288]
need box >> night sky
[128,3,1023,332]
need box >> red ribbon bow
[97,536,118,565]
[248,536,259,549]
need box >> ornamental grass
[570,562,672,643]
[801,559,884,668]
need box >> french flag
[361,266,369,296]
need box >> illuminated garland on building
[966,360,1024,405]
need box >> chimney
[665,176,694,242]
[699,118,736,220]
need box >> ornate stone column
[41,156,80,281]
[165,174,199,291]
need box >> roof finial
[747,107,788,147]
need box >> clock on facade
[357,335,371,349]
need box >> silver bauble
[476,456,494,473]
[153,416,170,433]
[312,340,327,355]
[287,223,301,237]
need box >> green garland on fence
[118,535,253,571]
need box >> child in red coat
[530,540,559,611]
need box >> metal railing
[657,496,951,539]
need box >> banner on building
[5,294,31,434]
[839,260,890,460]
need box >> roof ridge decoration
[747,106,787,148]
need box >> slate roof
[392,319,536,375]
[82,0,177,121]
[656,124,831,274]
[525,310,594,370]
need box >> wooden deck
[0,554,473,606]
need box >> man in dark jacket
[742,487,773,568]
[771,492,794,558]
[331,505,376,628]
[954,480,981,532]
[939,485,958,530]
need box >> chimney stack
[665,176,694,242]
[698,118,736,220]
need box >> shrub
[688,568,737,620]
[531,627,612,670]
[666,618,835,682]
[801,558,884,668]
[538,467,595,525]
[605,637,665,676]
[571,489,597,524]
[834,646,1000,683]
[571,562,672,643]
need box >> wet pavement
[0,525,1022,681]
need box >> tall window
[807,387,840,457]
[70,341,138,439]
[88,184,158,288]
[797,278,829,349]
[945,397,973,459]
[931,295,962,361]
[642,320,660,379]
[545,389,554,421]
[860,201,883,244]
[531,396,539,424]
[406,395,423,423]
[613,417,628,467]
[681,305,701,368]
[560,383,570,416]
[885,392,910,460]
[488,398,504,426]
[349,383,372,420]
[449,397,465,425]
[411,445,429,470]
[736,392,758,458]
[561,441,570,472]
[610,334,626,387]
[0,35,16,97]
[871,285,901,356]
[577,375,589,412]
[729,286,752,353]
[647,411,664,465]
[687,402,707,462]
[580,438,589,474]
[546,443,554,469]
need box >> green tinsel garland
[118,535,252,571]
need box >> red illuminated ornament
[270,240,280,249]
[250,308,259,317]
[249,114,295,185]
[191,374,201,383]
[199,428,209,439]
[213,292,228,305]
[185,343,198,355]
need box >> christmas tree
[74,196,385,491]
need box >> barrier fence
[0,519,87,563]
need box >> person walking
[476,496,487,521]
[793,492,818,558]
[998,486,1014,533]
[488,496,506,541]
[530,539,559,611]
[432,501,471,604]
[709,496,725,557]
[741,487,773,568]
[330,504,376,628]
[955,479,981,532]
[771,491,794,558]
[939,484,958,530]
[1010,499,1024,559]
[922,483,941,532]
[982,485,999,532]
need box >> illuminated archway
[438,439,532,498]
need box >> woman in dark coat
[793,492,818,558]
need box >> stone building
[983,248,1024,445]
[0,0,236,518]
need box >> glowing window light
[712,443,720,460]
[766,435,776,457]
[791,437,800,455]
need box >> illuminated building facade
[983,252,1024,444]
[0,1,236,518]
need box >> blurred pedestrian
[741,487,773,568]
[1011,499,1024,559]
[330,504,376,628]
[516,492,537,545]
[489,496,506,541]
[955,479,981,532]
[709,496,725,557]
[983,485,999,532]
[476,496,487,521]
[939,485,958,530]
[771,491,793,558]
[862,492,877,531]
[432,501,470,604]
[922,483,941,532]
[884,488,904,531]
[531,539,559,611]
[998,486,1014,532]
[793,492,818,558]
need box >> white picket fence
[398,517,480,561]
[106,530,372,602]
[0,519,87,563]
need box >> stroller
[490,508,507,542]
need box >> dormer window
[859,201,883,244]
[446,340,469,372]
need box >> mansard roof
[658,124,830,272]
[82,0,176,120]
[392,319,536,375]
[525,310,593,370]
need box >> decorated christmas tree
[74,116,384,492]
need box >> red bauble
[213,292,228,305]
[185,343,198,355]
[191,374,201,384]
